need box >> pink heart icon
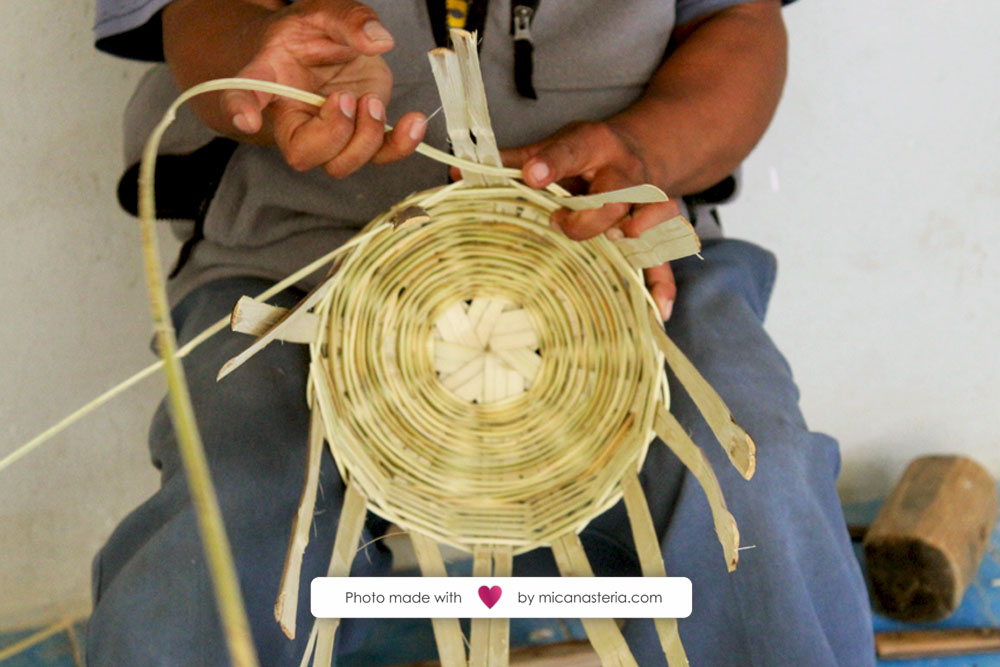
[478,585,502,609]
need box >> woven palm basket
[132,29,757,667]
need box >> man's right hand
[163,0,427,178]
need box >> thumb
[620,200,682,321]
[221,59,280,135]
[513,123,610,189]
[499,141,544,171]
[648,263,677,321]
[315,1,395,56]
[500,139,562,189]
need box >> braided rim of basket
[291,170,684,667]
[307,180,667,555]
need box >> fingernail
[368,97,384,122]
[527,161,550,185]
[409,117,426,141]
[233,113,252,133]
[605,227,625,241]
[363,20,393,43]
[655,295,674,321]
[339,93,356,119]
[549,218,562,234]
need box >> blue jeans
[86,239,875,666]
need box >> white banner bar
[311,577,691,618]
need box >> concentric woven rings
[308,182,669,554]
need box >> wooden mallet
[863,455,998,622]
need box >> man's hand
[492,0,786,322]
[498,122,680,321]
[163,0,427,178]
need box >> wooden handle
[863,455,998,621]
[875,628,1000,660]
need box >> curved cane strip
[654,405,741,572]
[551,533,638,667]
[468,545,513,667]
[411,532,470,667]
[284,174,669,664]
[0,82,668,474]
[622,470,689,666]
[137,78,260,667]
[0,226,393,476]
[648,311,757,480]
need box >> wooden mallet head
[863,455,998,622]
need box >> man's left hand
[497,121,680,321]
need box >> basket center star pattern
[433,298,542,403]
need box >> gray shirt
[97,0,759,305]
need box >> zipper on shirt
[427,0,490,48]
[511,1,540,99]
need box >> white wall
[0,2,162,628]
[0,0,997,628]
[724,0,1000,500]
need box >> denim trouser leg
[612,239,876,666]
[507,240,874,666]
[87,240,875,666]
[86,277,391,666]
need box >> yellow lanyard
[445,0,470,28]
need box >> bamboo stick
[653,406,740,571]
[231,296,319,343]
[555,185,669,212]
[648,311,756,480]
[613,215,701,269]
[489,546,513,666]
[411,532,469,667]
[469,546,493,667]
[0,617,79,662]
[310,482,367,665]
[139,76,259,667]
[429,46,483,186]
[65,622,84,667]
[622,471,689,666]
[551,534,637,667]
[218,270,345,380]
[451,30,505,186]
[298,622,319,667]
[274,410,326,639]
